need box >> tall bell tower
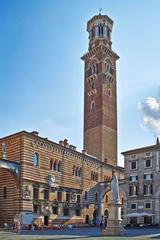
[81,14,119,166]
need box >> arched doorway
[104,209,109,228]
[0,168,20,226]
[85,214,89,224]
[93,209,98,225]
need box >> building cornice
[0,130,123,172]
[81,44,119,61]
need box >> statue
[102,170,126,236]
[48,175,55,186]
[111,170,120,204]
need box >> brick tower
[81,14,119,166]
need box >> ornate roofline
[87,14,113,31]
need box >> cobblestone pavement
[0,227,160,240]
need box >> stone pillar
[102,200,126,236]
[98,200,104,220]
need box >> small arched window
[4,186,7,198]
[50,159,53,170]
[34,152,39,167]
[79,168,81,177]
[95,192,98,202]
[58,162,61,172]
[106,194,108,203]
[84,191,87,200]
[91,171,93,180]
[54,161,57,171]
[90,101,95,110]
[75,167,78,176]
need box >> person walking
[99,215,104,232]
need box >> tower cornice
[81,44,119,62]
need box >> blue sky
[0,0,160,166]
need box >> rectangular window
[129,176,138,181]
[143,184,153,195]
[33,188,39,200]
[144,174,153,180]
[52,206,58,214]
[57,191,62,202]
[130,203,137,209]
[44,189,49,200]
[63,208,69,216]
[77,194,81,203]
[66,192,70,202]
[144,216,152,224]
[145,152,151,157]
[145,202,151,209]
[129,185,138,196]
[76,209,81,216]
[145,159,152,168]
[131,161,137,170]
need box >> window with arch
[33,152,39,167]
[4,186,7,198]
[58,162,61,172]
[78,168,82,177]
[105,194,108,203]
[54,161,57,171]
[50,159,53,170]
[88,63,98,76]
[75,167,78,176]
[90,101,95,110]
[98,25,104,38]
[84,191,88,201]
[95,192,98,202]
[73,166,82,177]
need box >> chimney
[64,139,69,148]
[59,140,64,146]
[69,145,76,151]
[31,131,39,136]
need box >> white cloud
[138,97,160,135]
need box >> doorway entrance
[93,209,98,225]
[44,216,49,226]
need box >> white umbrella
[123,212,154,217]
[123,213,142,217]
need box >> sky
[0,0,160,166]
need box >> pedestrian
[99,215,104,232]
[104,218,107,228]
[15,220,21,233]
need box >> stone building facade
[0,13,124,227]
[0,131,123,226]
[122,138,160,226]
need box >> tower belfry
[81,14,119,166]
